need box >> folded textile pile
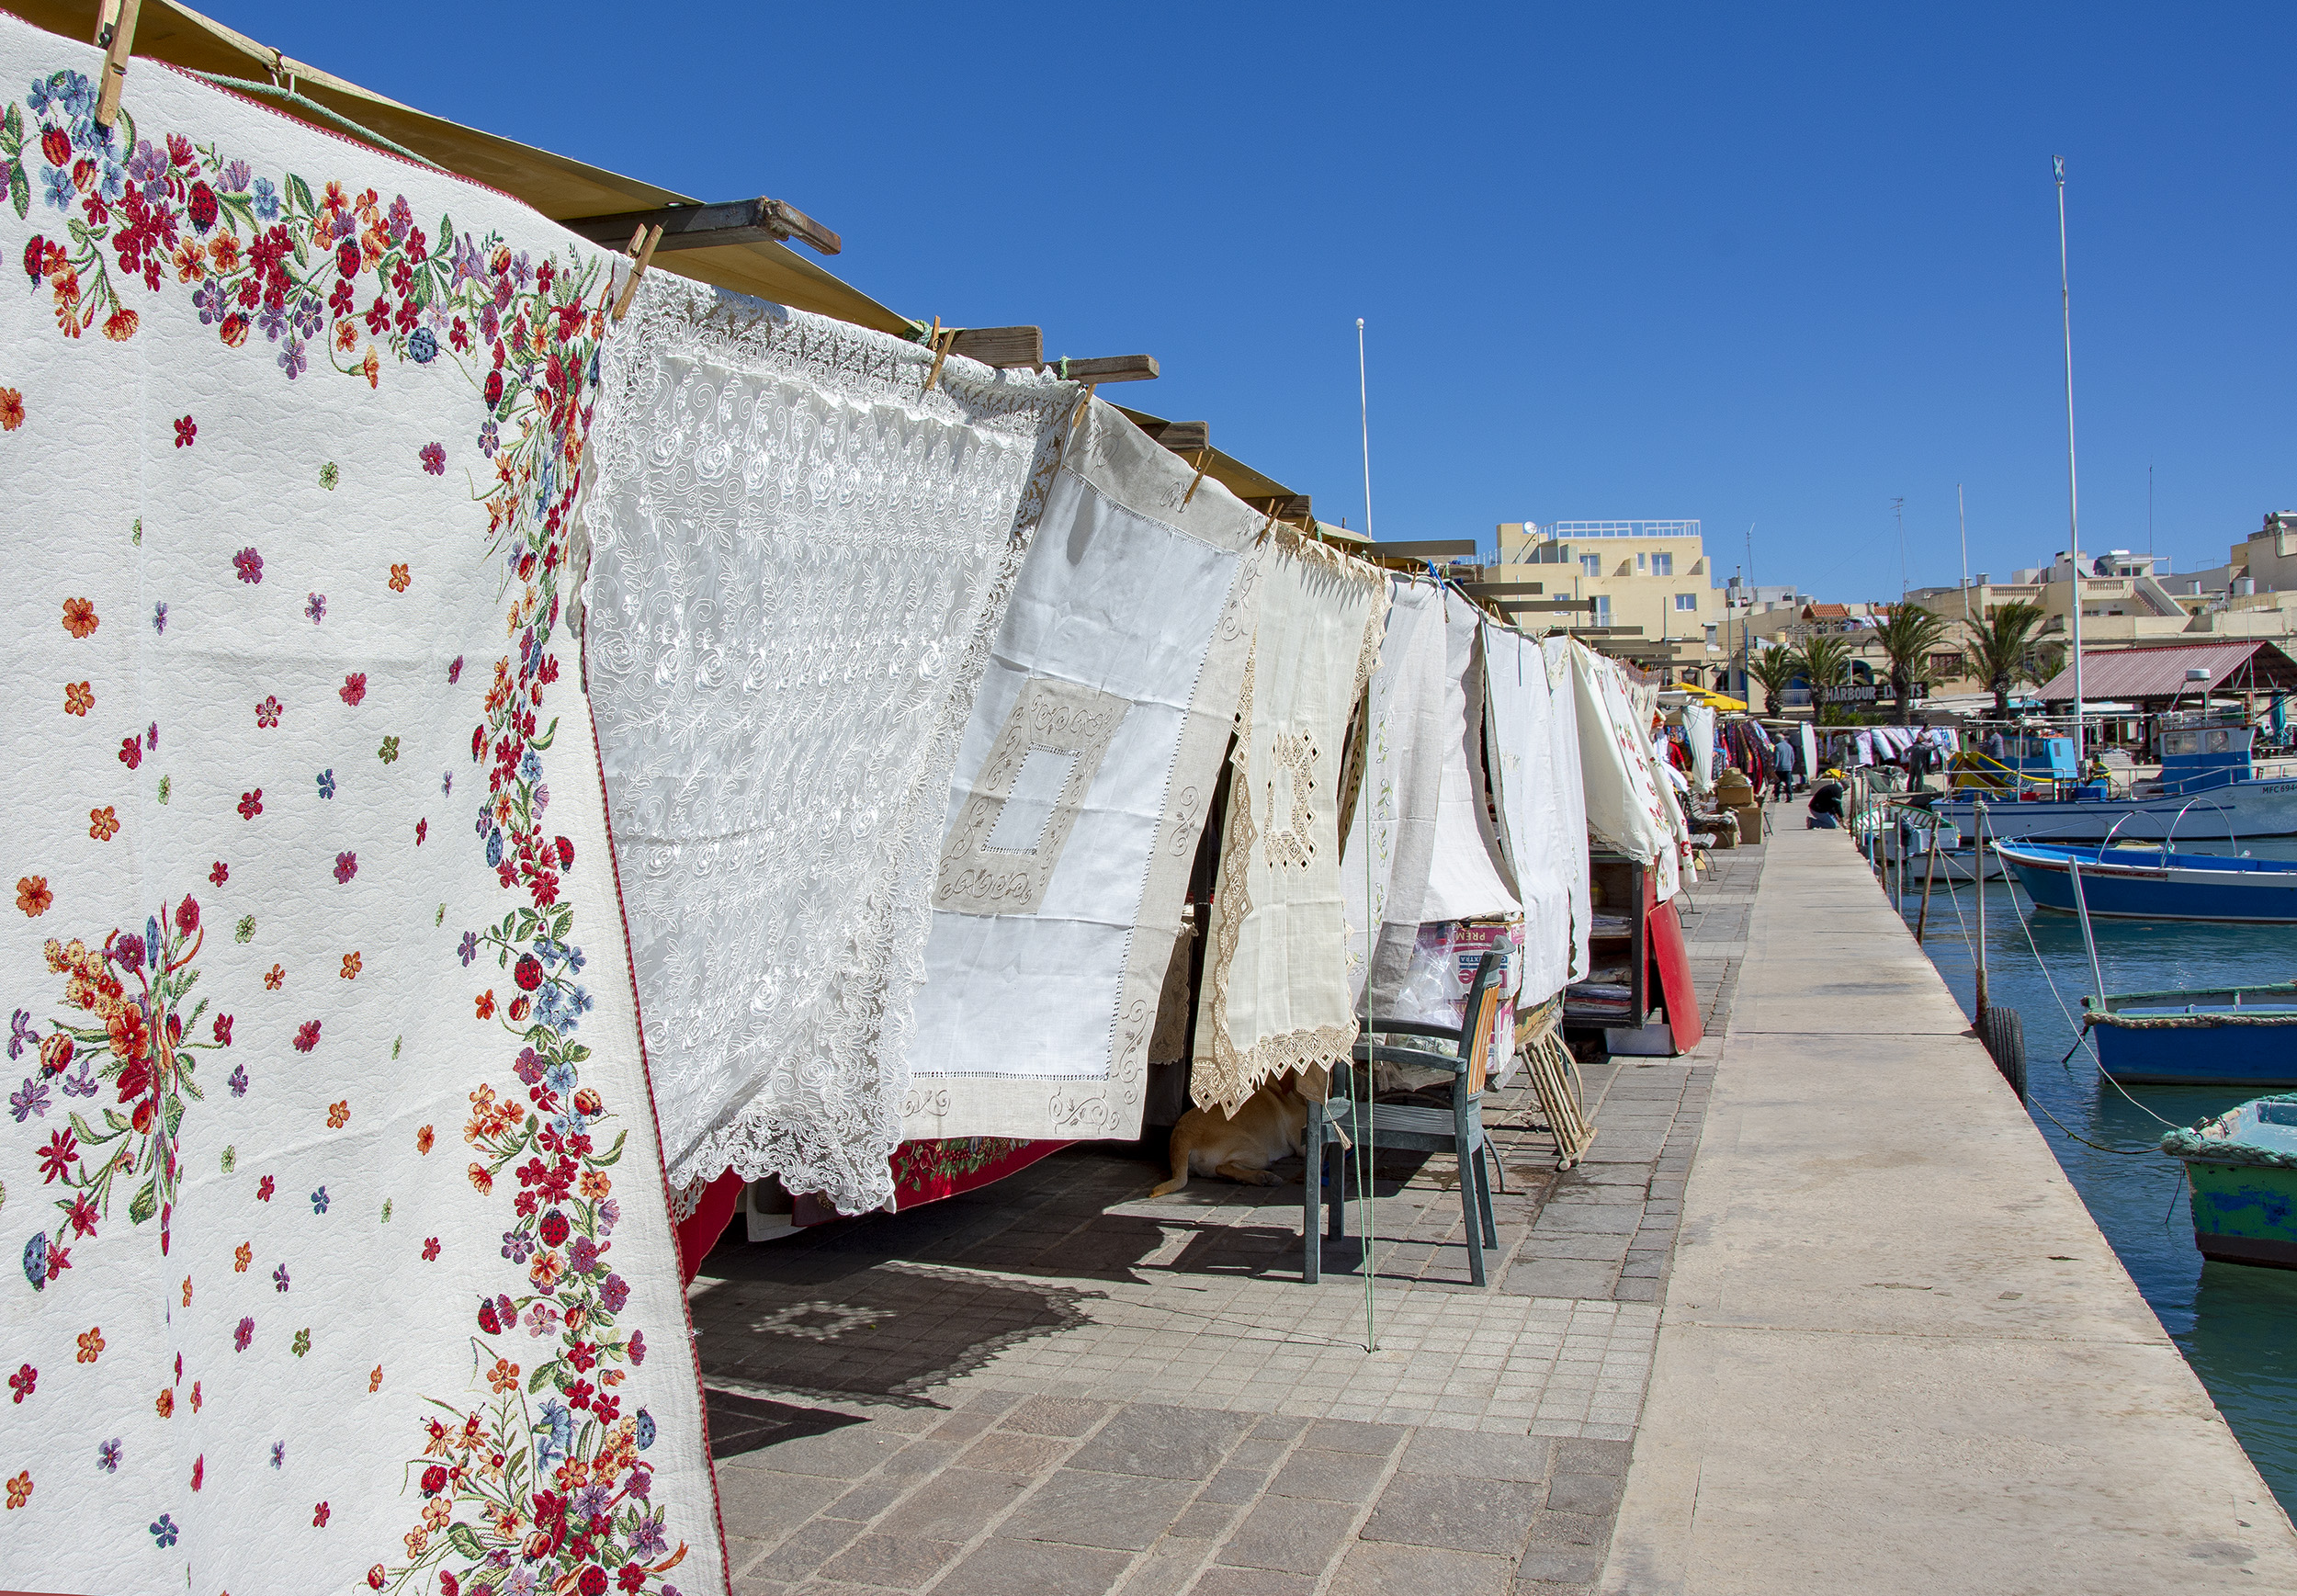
[902,398,1261,1143]
[583,276,1078,1215]
[0,21,721,1592]
[1192,535,1388,1115]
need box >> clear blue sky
[224,1,2291,597]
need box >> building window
[1675,593,1697,612]
[1580,554,1601,577]
[1652,552,1674,576]
[1591,594,1612,626]
[1704,624,1718,646]
[1929,651,1964,677]
[1635,550,1646,571]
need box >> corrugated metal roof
[2036,640,2297,701]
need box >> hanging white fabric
[901,399,1262,1142]
[1192,534,1388,1115]
[1570,644,1682,900]
[1340,576,1443,1006]
[1681,701,1717,789]
[1424,590,1522,923]
[1481,627,1593,1005]
[584,275,1078,1214]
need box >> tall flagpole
[1957,483,1971,627]
[1357,318,1375,545]
[2055,156,2084,751]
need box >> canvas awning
[16,0,916,334]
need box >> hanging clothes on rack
[900,397,1262,1143]
[0,20,724,1593]
[1572,645,1683,900]
[584,273,1080,1217]
[1191,534,1388,1115]
[1481,628,1592,1005]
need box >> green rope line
[189,74,444,171]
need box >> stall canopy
[17,0,916,333]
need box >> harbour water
[1891,840,2297,1514]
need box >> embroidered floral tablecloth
[0,22,724,1594]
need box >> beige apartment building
[1489,521,1724,680]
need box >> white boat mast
[2055,156,2084,753]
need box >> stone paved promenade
[1605,824,2297,1594]
[688,849,1760,1595]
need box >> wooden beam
[948,326,1043,368]
[1133,418,1210,454]
[1047,355,1160,383]
[1568,625,1646,637]
[1465,581,1545,597]
[1248,495,1313,523]
[1370,539,1477,560]
[1499,599,1592,613]
[561,197,843,257]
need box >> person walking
[1906,735,1936,793]
[1771,732,1798,801]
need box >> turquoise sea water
[1894,841,2297,1515]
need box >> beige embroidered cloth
[1191,535,1388,1115]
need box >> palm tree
[1963,601,2057,718]
[1873,604,1951,717]
[1747,647,1801,716]
[1795,633,1856,724]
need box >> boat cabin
[2144,711,2256,797]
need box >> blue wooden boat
[1994,839,2297,923]
[1938,711,2297,842]
[2081,983,2297,1086]
[2160,1096,2297,1269]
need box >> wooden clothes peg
[921,318,963,394]
[1182,446,1212,509]
[94,0,141,129]
[609,224,662,323]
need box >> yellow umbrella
[1688,688,1749,711]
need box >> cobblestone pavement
[688,844,1760,1595]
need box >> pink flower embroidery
[292,1021,320,1053]
[118,735,142,770]
[339,673,367,707]
[255,696,281,730]
[237,790,262,821]
[332,851,356,885]
[419,442,445,476]
[304,593,325,626]
[209,861,229,884]
[447,655,464,685]
[173,415,196,447]
[413,819,427,846]
[232,548,263,584]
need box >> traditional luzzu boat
[1936,711,2297,843]
[2160,1096,2297,1269]
[1995,840,2297,923]
[2081,983,2297,1086]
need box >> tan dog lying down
[1150,1076,1309,1195]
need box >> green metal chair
[1302,948,1507,1286]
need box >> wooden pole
[1974,803,1990,1020]
[1916,821,1939,944]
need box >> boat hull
[2002,853,2297,923]
[1938,776,2297,842]
[2092,1015,2297,1086]
[2185,1160,2297,1270]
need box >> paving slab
[1602,826,2297,1595]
